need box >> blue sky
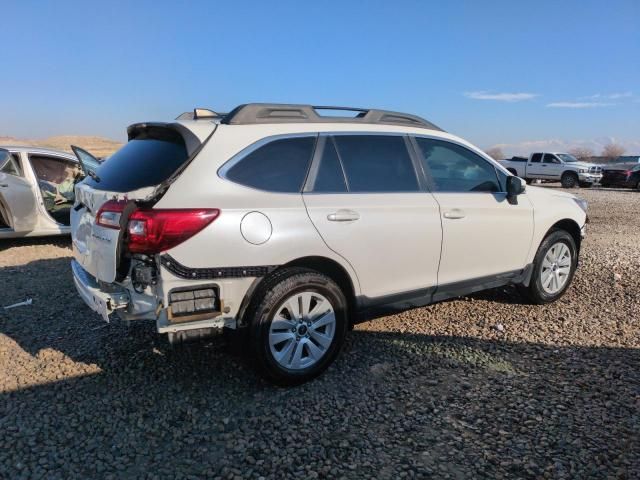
[1,0,638,154]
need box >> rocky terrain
[0,186,638,479]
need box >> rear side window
[332,135,419,192]
[225,137,316,193]
[414,138,501,193]
[530,153,543,163]
[84,133,188,192]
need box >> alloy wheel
[540,242,572,294]
[268,292,336,370]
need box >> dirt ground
[1,186,638,479]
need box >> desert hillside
[0,135,122,158]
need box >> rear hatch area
[71,121,215,284]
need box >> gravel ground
[1,186,638,479]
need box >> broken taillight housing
[126,208,220,254]
[95,200,219,254]
[96,200,127,229]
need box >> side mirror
[507,176,526,197]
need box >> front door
[0,150,38,233]
[303,134,442,301]
[412,137,534,286]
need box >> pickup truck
[500,152,602,188]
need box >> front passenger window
[414,138,501,193]
[543,154,559,164]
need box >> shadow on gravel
[1,258,639,479]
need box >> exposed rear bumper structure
[71,259,130,322]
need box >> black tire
[525,178,534,185]
[245,267,348,386]
[519,229,578,305]
[561,172,579,188]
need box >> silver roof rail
[175,108,224,121]
[219,103,443,131]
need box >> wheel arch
[505,167,518,175]
[547,218,582,254]
[236,255,358,327]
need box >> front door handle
[327,209,360,222]
[443,209,465,220]
[0,183,8,188]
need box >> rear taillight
[96,200,127,229]
[127,208,220,254]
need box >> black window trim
[303,132,427,194]
[218,133,319,194]
[410,135,507,194]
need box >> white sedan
[0,145,99,238]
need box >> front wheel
[247,268,348,385]
[561,172,579,188]
[519,229,578,304]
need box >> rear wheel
[246,268,348,385]
[519,229,578,304]
[561,172,579,188]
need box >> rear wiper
[86,170,101,183]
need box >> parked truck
[500,152,602,188]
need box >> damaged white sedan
[0,146,100,239]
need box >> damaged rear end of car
[70,118,225,338]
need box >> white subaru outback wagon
[70,104,587,384]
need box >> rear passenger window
[530,153,543,163]
[311,138,347,193]
[226,137,316,193]
[414,138,501,193]
[332,135,419,192]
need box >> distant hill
[0,135,122,158]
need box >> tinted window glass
[415,138,501,193]
[84,137,188,192]
[226,137,315,193]
[311,138,347,193]
[543,154,558,164]
[332,135,419,192]
[530,153,543,163]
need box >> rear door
[0,149,38,232]
[71,125,203,283]
[303,134,442,300]
[412,137,534,286]
[525,153,546,178]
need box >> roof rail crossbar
[221,103,443,131]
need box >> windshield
[557,154,579,163]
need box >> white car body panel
[0,148,78,239]
[434,191,535,285]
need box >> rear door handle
[327,209,360,222]
[443,209,465,220]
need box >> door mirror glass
[507,176,526,197]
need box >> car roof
[1,145,76,159]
